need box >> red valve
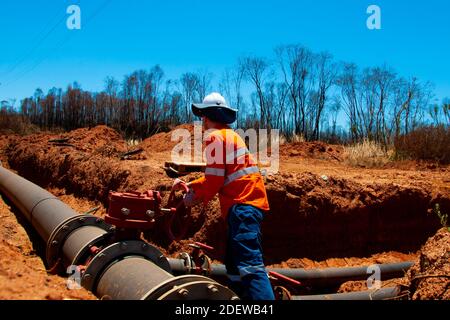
[268,271,301,286]
[105,190,161,230]
[193,242,214,251]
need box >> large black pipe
[168,259,413,287]
[0,166,238,300]
[0,166,78,242]
[292,286,402,300]
[0,166,109,268]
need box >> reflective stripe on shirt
[225,147,248,164]
[205,167,225,177]
[223,166,259,186]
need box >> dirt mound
[403,228,450,300]
[139,124,196,154]
[52,125,127,156]
[5,125,127,158]
[5,130,132,203]
[280,141,344,161]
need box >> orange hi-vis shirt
[188,127,270,219]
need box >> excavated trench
[2,126,450,299]
[261,173,447,263]
[4,132,448,267]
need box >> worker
[172,92,275,300]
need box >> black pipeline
[0,166,238,300]
[292,286,402,300]
[168,258,413,288]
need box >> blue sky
[0,0,449,106]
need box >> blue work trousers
[225,204,275,300]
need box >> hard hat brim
[191,104,237,124]
[192,103,238,117]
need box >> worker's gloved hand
[172,178,188,192]
[183,188,199,207]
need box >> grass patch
[344,139,391,168]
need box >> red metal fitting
[89,246,101,255]
[193,242,214,251]
[268,271,301,286]
[105,190,162,230]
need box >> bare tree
[310,52,337,140]
[329,95,342,138]
[276,44,314,138]
[195,69,213,102]
[391,77,417,140]
[240,56,272,128]
[220,64,245,126]
[9,44,439,144]
[180,72,200,123]
[443,98,450,125]
[337,63,361,142]
[428,104,441,126]
[105,76,119,127]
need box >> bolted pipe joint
[47,214,113,271]
[0,167,239,300]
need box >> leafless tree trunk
[241,56,272,129]
[180,72,200,123]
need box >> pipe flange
[81,240,171,292]
[143,275,238,300]
[158,280,240,300]
[70,232,112,266]
[176,252,194,273]
[46,215,114,268]
[274,286,292,300]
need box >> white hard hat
[191,92,238,123]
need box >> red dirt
[279,141,344,162]
[139,124,196,153]
[50,125,127,156]
[5,128,134,202]
[402,228,450,300]
[1,125,450,299]
[0,134,17,169]
[269,251,416,269]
